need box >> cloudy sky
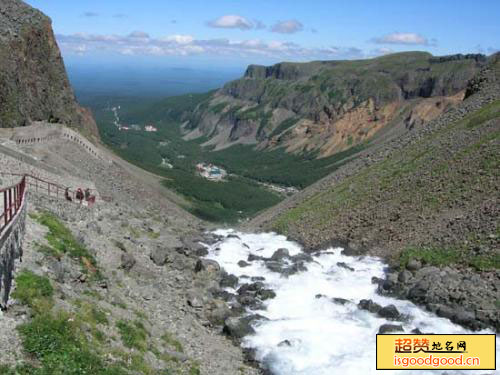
[26,0,500,69]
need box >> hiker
[84,188,91,201]
[75,188,84,204]
[64,187,72,202]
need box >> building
[145,125,158,132]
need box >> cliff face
[0,0,98,139]
[184,52,486,157]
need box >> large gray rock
[150,247,170,266]
[120,252,136,271]
[223,315,266,339]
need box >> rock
[436,305,455,320]
[226,234,241,240]
[453,310,477,328]
[398,270,412,283]
[206,300,232,325]
[120,252,136,271]
[251,276,265,282]
[220,274,239,289]
[150,247,170,266]
[332,297,351,305]
[186,292,204,309]
[406,259,422,271]
[278,340,292,347]
[337,262,354,271]
[194,259,220,274]
[258,289,276,300]
[358,299,382,313]
[378,324,404,334]
[194,248,209,257]
[223,315,266,339]
[411,328,423,334]
[86,221,102,235]
[237,282,264,295]
[248,254,263,262]
[238,260,251,268]
[270,248,290,261]
[378,305,401,320]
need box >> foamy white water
[204,230,498,375]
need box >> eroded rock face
[184,52,486,156]
[0,0,98,138]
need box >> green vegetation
[399,245,500,271]
[11,270,53,309]
[95,95,365,222]
[32,211,100,276]
[161,332,184,353]
[269,117,299,137]
[116,320,149,352]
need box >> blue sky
[25,0,500,69]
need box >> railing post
[8,189,12,221]
[3,191,6,226]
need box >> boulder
[331,297,351,305]
[407,259,422,271]
[358,299,382,314]
[223,315,266,339]
[398,270,412,283]
[238,260,251,268]
[378,324,404,334]
[220,273,239,289]
[194,259,220,274]
[378,305,401,320]
[270,248,290,261]
[337,262,355,271]
[150,247,170,266]
[120,252,136,271]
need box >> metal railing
[0,172,112,208]
[0,176,26,235]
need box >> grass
[161,332,184,353]
[399,245,500,271]
[11,270,53,309]
[116,320,149,352]
[32,211,100,277]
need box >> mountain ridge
[181,51,487,157]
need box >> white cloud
[370,47,394,56]
[207,15,254,30]
[56,31,365,61]
[82,11,99,18]
[162,34,195,44]
[271,20,304,34]
[372,32,432,46]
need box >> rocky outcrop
[183,52,486,156]
[0,0,99,139]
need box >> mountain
[0,0,98,139]
[247,53,500,330]
[182,52,486,157]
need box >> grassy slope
[271,99,500,269]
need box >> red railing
[0,176,26,234]
[0,172,112,205]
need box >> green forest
[91,94,364,223]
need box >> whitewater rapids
[203,230,498,375]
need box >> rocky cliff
[184,52,486,157]
[0,0,99,139]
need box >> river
[203,230,498,375]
